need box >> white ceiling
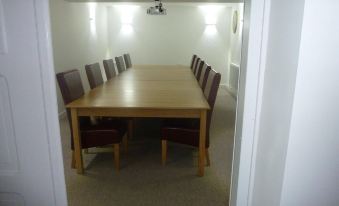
[65,0,243,3]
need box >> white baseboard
[220,83,228,88]
[223,85,237,100]
[58,110,66,119]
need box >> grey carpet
[59,88,236,206]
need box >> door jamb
[35,0,271,205]
[34,0,67,205]
[229,0,270,205]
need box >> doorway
[50,1,244,205]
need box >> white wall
[106,4,235,84]
[50,0,109,114]
[250,0,306,205]
[229,4,243,66]
[227,4,243,94]
[249,0,339,205]
[280,1,339,205]
[50,2,242,113]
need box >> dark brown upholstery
[85,63,104,89]
[199,63,211,90]
[56,69,127,170]
[103,59,117,80]
[161,69,221,149]
[190,54,197,69]
[115,56,126,73]
[193,58,201,74]
[195,60,204,79]
[192,57,199,71]
[123,53,132,69]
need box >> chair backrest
[85,62,104,89]
[192,57,199,71]
[195,60,204,79]
[193,58,201,74]
[199,63,211,90]
[56,69,89,150]
[103,59,117,80]
[190,54,197,69]
[56,69,85,104]
[115,56,126,73]
[203,69,221,137]
[123,53,132,69]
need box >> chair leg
[123,135,128,153]
[114,144,120,171]
[71,151,76,169]
[128,119,133,139]
[162,140,167,166]
[205,148,210,166]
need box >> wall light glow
[199,5,224,15]
[88,3,97,37]
[121,24,133,35]
[205,15,217,25]
[199,5,224,36]
[114,5,139,36]
[205,25,217,36]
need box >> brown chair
[103,59,117,80]
[199,63,211,90]
[195,60,204,79]
[85,63,104,89]
[123,53,132,69]
[161,69,221,166]
[190,54,197,69]
[115,56,126,73]
[192,56,199,71]
[56,69,127,171]
[193,58,201,74]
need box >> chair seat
[161,118,209,148]
[80,119,127,149]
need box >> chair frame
[56,69,126,171]
[123,53,132,69]
[115,56,126,73]
[161,69,221,167]
[190,54,197,69]
[103,59,117,80]
[85,62,104,89]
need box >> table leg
[198,110,207,176]
[71,108,83,174]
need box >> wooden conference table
[66,65,210,176]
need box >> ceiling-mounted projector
[147,0,167,15]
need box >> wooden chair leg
[123,135,128,153]
[114,144,120,171]
[128,119,133,139]
[162,140,167,166]
[205,148,210,166]
[71,151,76,169]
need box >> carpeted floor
[59,88,236,206]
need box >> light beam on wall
[114,5,139,36]
[88,3,97,37]
[205,25,217,35]
[199,5,224,36]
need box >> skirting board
[58,110,66,119]
[220,84,237,100]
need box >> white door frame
[229,0,270,205]
[33,0,270,205]
[34,0,67,205]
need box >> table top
[66,65,210,110]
